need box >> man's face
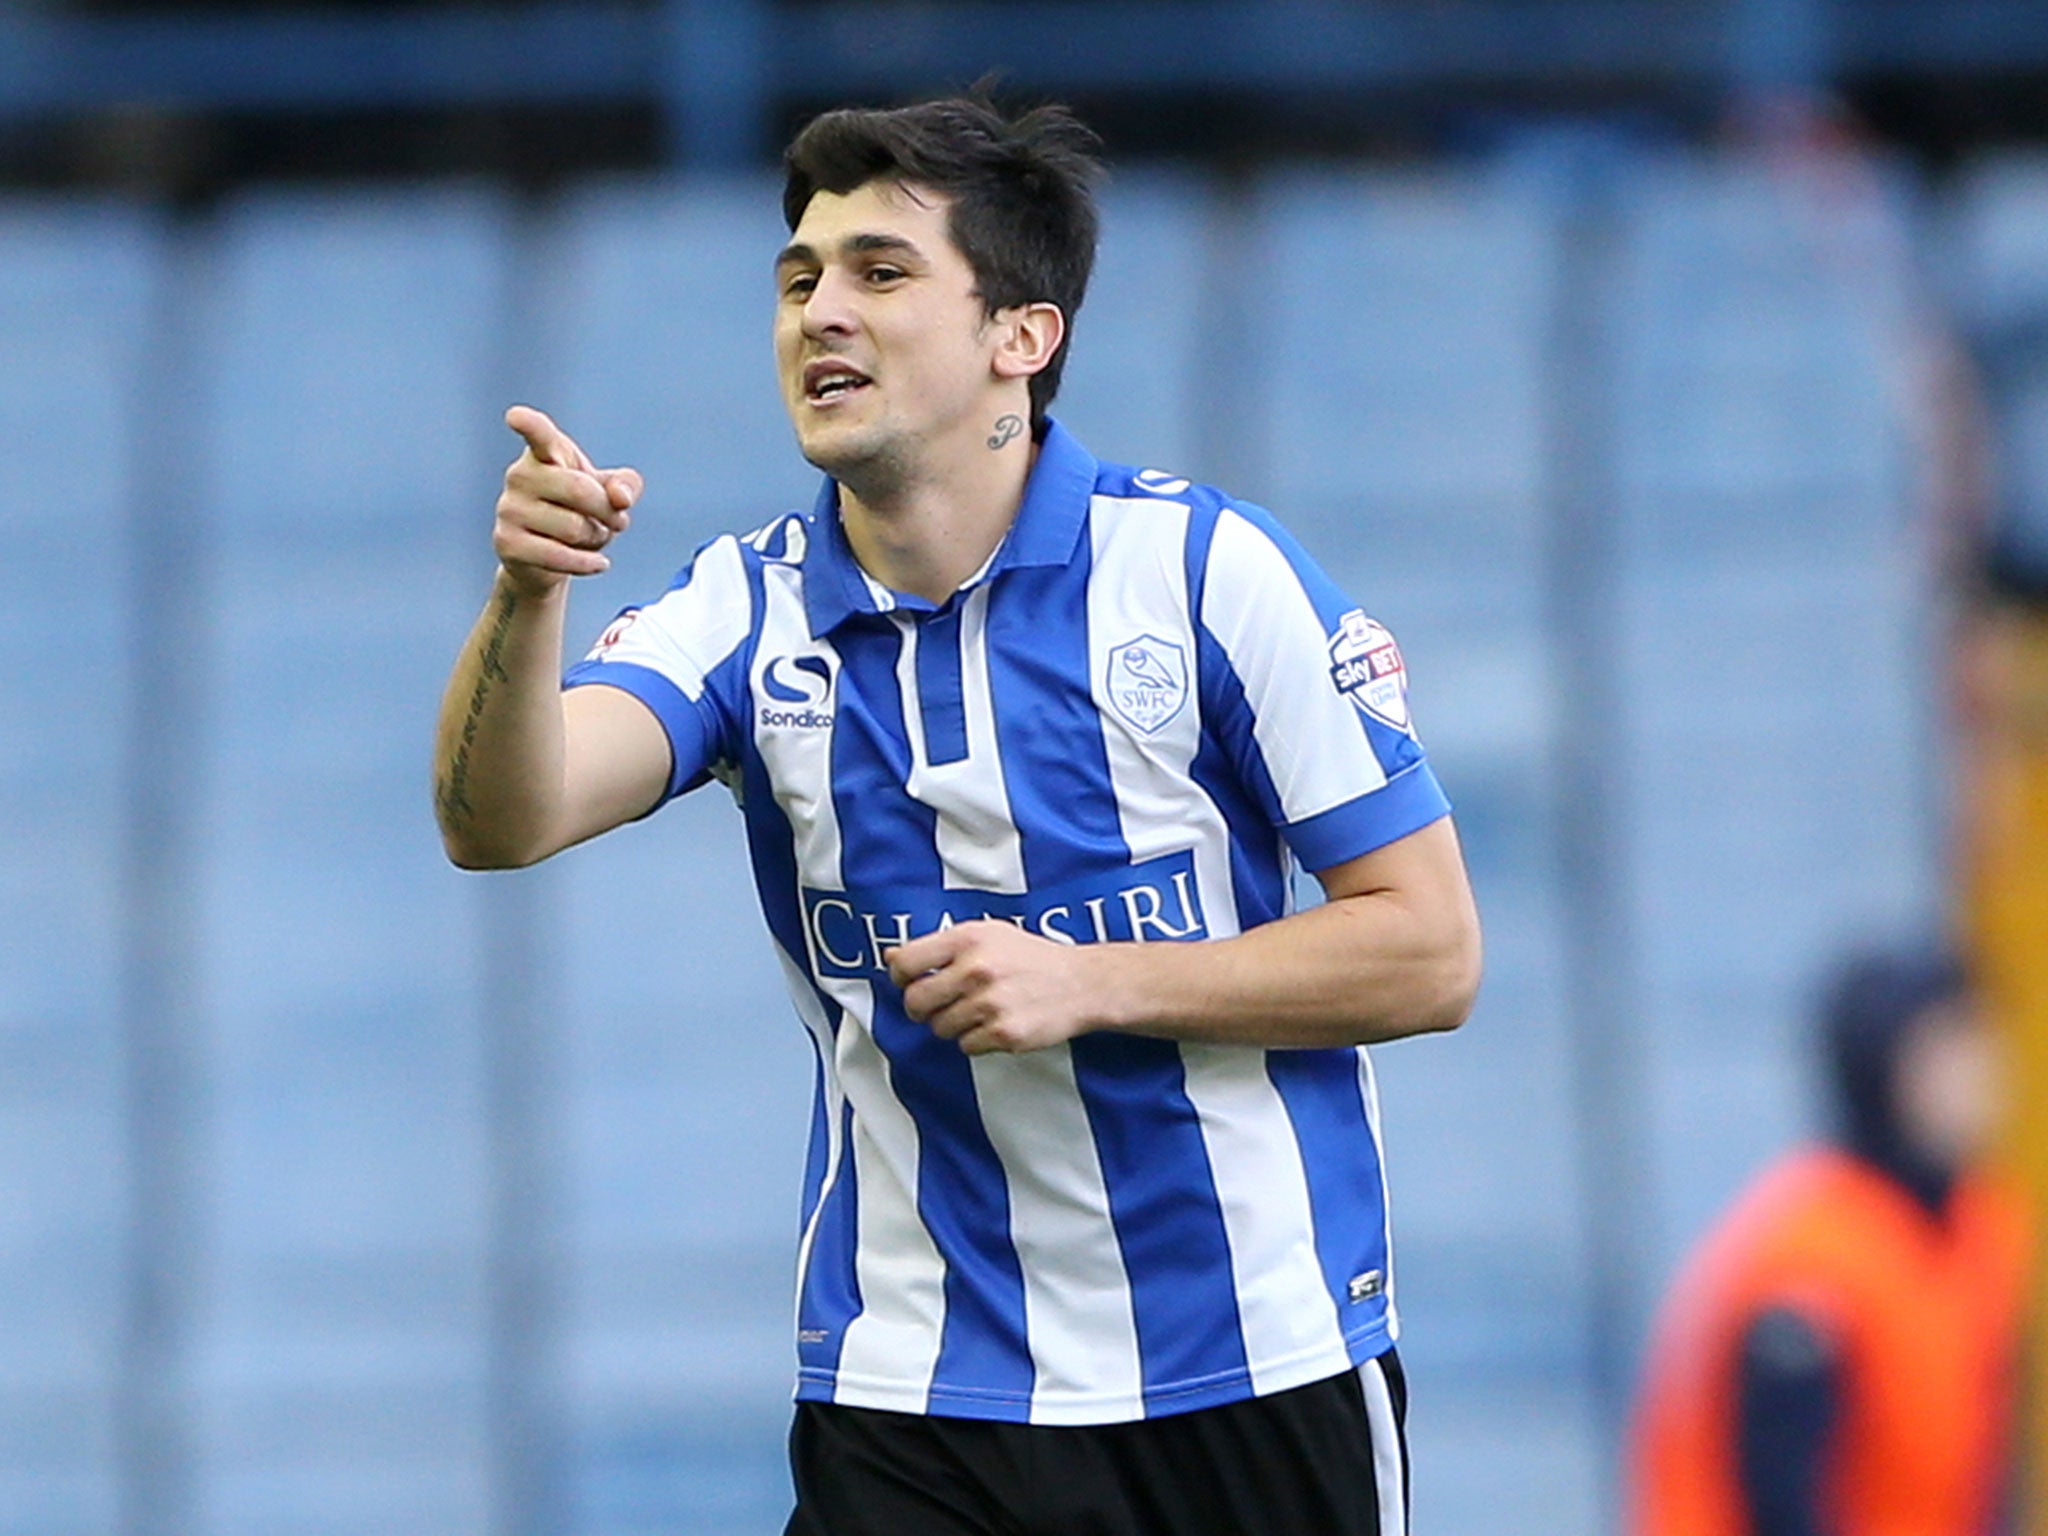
[1894,998,1998,1173]
[774,178,1003,484]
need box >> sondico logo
[760,654,834,730]
[1132,468,1192,497]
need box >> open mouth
[804,363,873,404]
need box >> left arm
[889,815,1481,1055]
[1735,1306,1838,1536]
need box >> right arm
[433,406,671,869]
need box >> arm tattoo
[436,585,519,830]
[986,413,1024,450]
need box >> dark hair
[1820,944,1970,1181]
[782,92,1103,429]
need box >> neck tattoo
[986,413,1024,450]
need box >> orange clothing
[1629,1147,2028,1536]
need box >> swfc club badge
[1104,634,1189,735]
[1328,609,1412,733]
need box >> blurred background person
[1628,947,2029,1536]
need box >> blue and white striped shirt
[564,420,1451,1426]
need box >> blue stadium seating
[0,196,165,1536]
[0,143,1985,1533]
[188,185,514,1534]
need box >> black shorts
[784,1349,1409,1536]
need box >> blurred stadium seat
[0,137,1966,1534]
[1607,155,1938,1284]
[0,195,164,1536]
[189,185,512,1533]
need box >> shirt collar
[801,418,1097,637]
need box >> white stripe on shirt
[1202,507,1391,819]
[754,566,948,1409]
[1089,493,1351,1391]
[1178,1044,1351,1390]
[827,971,949,1410]
[593,532,752,690]
[898,576,1145,1420]
[895,588,1027,895]
[968,1049,1145,1423]
[1082,494,1239,926]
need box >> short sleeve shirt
[564,419,1451,1425]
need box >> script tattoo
[986,413,1024,450]
[436,585,518,829]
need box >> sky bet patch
[1327,609,1412,733]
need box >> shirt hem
[793,1314,1397,1425]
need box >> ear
[989,302,1066,383]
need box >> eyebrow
[774,231,928,270]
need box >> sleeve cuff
[1285,761,1451,872]
[562,658,717,801]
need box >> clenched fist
[888,919,1112,1056]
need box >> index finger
[885,927,968,987]
[505,403,595,472]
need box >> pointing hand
[494,405,644,594]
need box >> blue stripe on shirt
[796,1072,863,1388]
[983,561,1129,884]
[828,617,1036,1413]
[1187,633,1294,930]
[1067,1033,1251,1411]
[984,541,1252,1412]
[913,604,969,766]
[1265,1049,1396,1353]
[739,724,862,1389]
